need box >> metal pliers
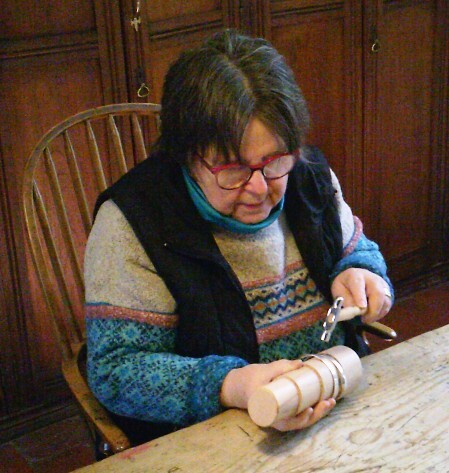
[321,297,398,343]
[321,297,344,342]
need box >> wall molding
[0,399,81,444]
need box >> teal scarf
[182,167,283,234]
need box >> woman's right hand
[220,359,335,431]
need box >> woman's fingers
[331,268,367,309]
[266,359,304,381]
[272,399,336,432]
[362,293,392,323]
[332,268,393,323]
[221,359,304,409]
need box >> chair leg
[79,414,112,461]
[94,431,113,460]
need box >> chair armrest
[61,343,131,453]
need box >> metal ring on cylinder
[301,354,340,399]
[248,346,363,428]
[284,364,324,415]
[280,373,304,415]
[320,353,347,399]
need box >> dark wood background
[0,0,448,442]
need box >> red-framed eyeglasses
[199,150,300,190]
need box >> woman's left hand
[331,268,392,323]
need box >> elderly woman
[85,29,393,446]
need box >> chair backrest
[23,103,161,361]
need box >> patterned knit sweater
[85,170,392,427]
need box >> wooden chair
[22,103,161,456]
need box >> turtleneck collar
[182,167,283,234]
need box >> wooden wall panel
[0,0,96,38]
[0,0,128,439]
[142,32,214,103]
[123,0,235,102]
[144,0,223,23]
[2,52,103,166]
[269,1,361,205]
[1,51,106,381]
[378,3,433,257]
[363,0,448,282]
[0,158,37,415]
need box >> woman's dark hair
[156,29,310,164]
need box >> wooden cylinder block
[247,345,363,427]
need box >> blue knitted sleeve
[330,234,394,301]
[86,314,248,426]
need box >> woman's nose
[245,169,268,192]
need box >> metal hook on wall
[371,38,381,53]
[370,25,381,53]
[137,83,150,98]
[130,2,151,99]
[130,0,141,31]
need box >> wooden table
[75,324,449,472]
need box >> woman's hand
[220,360,336,431]
[331,268,392,323]
[272,398,336,431]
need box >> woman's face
[190,117,289,224]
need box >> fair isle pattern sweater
[85,172,391,427]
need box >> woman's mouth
[241,202,264,210]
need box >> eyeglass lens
[217,154,296,189]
